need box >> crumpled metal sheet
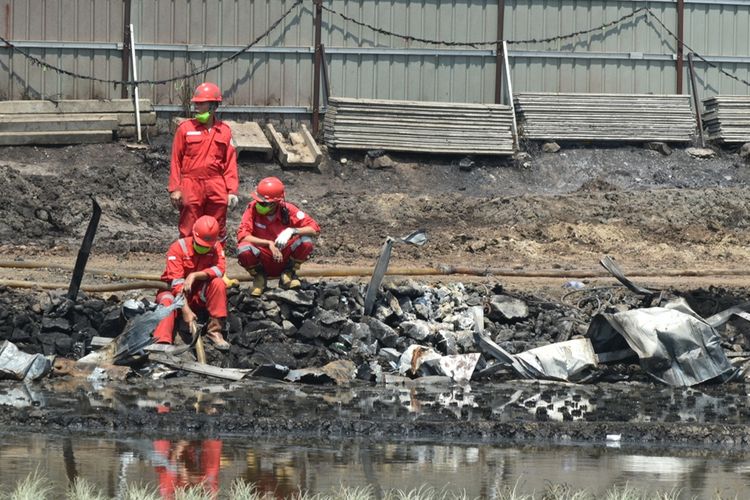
[0,341,53,381]
[112,294,186,364]
[473,305,596,383]
[587,298,736,387]
[515,339,598,382]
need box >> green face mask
[193,242,212,254]
[255,203,273,215]
[194,111,212,124]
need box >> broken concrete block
[365,154,395,169]
[400,320,432,342]
[542,142,561,153]
[487,295,529,321]
[264,289,315,307]
[398,345,442,376]
[686,147,716,159]
[646,142,672,156]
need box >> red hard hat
[191,82,222,103]
[252,177,285,203]
[192,215,220,247]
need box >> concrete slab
[0,99,153,114]
[0,114,119,133]
[0,130,113,145]
[267,123,322,168]
[223,119,273,156]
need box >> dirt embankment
[1,141,750,274]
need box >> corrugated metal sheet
[0,1,748,108]
[0,0,124,100]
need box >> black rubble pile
[0,281,590,374]
[1,283,747,382]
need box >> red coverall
[169,119,238,240]
[153,237,227,344]
[153,439,221,499]
[236,201,320,277]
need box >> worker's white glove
[275,227,297,249]
[228,194,239,209]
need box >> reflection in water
[0,433,749,499]
[150,440,221,499]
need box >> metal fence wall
[0,1,748,112]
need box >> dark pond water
[0,432,749,499]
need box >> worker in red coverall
[169,82,238,241]
[152,439,222,500]
[153,215,230,350]
[237,177,320,297]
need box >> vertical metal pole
[688,52,705,147]
[676,0,685,94]
[494,0,506,104]
[312,0,323,135]
[320,43,331,104]
[120,0,132,98]
[502,40,519,151]
[129,23,142,142]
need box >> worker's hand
[183,272,198,295]
[170,190,183,210]
[228,194,238,209]
[274,227,297,249]
[270,244,283,263]
[181,305,196,325]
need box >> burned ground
[1,139,750,446]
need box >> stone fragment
[646,142,672,156]
[686,147,716,159]
[400,320,433,342]
[487,295,529,321]
[542,142,561,153]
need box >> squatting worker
[153,215,231,350]
[169,82,239,241]
[237,177,320,297]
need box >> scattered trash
[563,280,586,290]
[0,341,53,381]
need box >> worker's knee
[237,243,261,269]
[290,236,315,261]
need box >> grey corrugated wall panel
[0,0,123,100]
[322,0,498,103]
[131,0,314,106]
[0,1,748,108]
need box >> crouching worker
[237,176,320,296]
[153,215,231,350]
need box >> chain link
[322,4,648,47]
[644,7,750,88]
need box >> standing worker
[153,215,231,350]
[169,82,239,241]
[237,177,320,296]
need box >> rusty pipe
[0,279,166,292]
[3,260,750,281]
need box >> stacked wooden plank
[702,96,750,143]
[514,93,695,142]
[324,97,515,155]
[0,99,156,145]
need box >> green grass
[0,474,740,500]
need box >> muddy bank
[2,142,750,272]
[2,373,750,450]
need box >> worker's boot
[206,316,230,351]
[248,267,267,297]
[279,259,302,290]
[222,273,239,288]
